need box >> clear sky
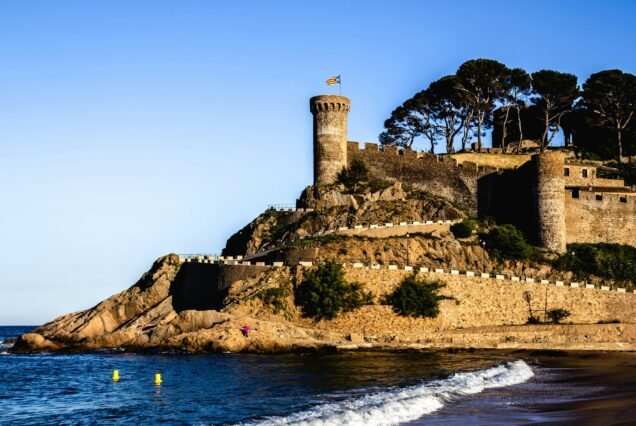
[1,0,635,324]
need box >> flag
[326,75,340,85]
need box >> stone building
[306,95,636,253]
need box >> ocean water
[0,326,633,425]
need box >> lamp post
[406,233,410,266]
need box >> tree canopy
[380,59,636,161]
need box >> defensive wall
[347,143,636,250]
[347,142,498,213]
[175,256,635,331]
[564,163,626,188]
[339,268,636,331]
[565,189,636,246]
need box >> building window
[620,196,627,203]
[564,168,570,176]
[572,189,579,198]
[582,169,588,178]
[595,194,603,201]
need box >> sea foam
[249,360,534,426]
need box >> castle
[308,95,636,253]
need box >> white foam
[249,360,533,426]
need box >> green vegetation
[295,261,372,320]
[381,58,636,160]
[527,315,542,325]
[547,308,571,324]
[337,159,391,193]
[255,282,293,315]
[450,218,476,238]
[479,224,540,261]
[385,274,453,318]
[554,243,636,284]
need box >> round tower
[310,95,351,186]
[532,151,566,253]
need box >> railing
[267,204,297,210]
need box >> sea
[1,326,635,425]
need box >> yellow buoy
[112,370,120,382]
[154,373,162,385]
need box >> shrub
[547,308,571,324]
[256,283,292,315]
[450,219,475,238]
[385,275,454,318]
[479,224,537,261]
[337,159,370,190]
[527,315,542,324]
[295,261,371,320]
[553,243,636,284]
[337,159,391,194]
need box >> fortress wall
[565,190,636,246]
[564,163,626,187]
[347,142,495,213]
[449,152,532,169]
[334,268,636,333]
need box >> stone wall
[341,142,635,249]
[331,268,636,333]
[565,190,636,246]
[564,163,626,188]
[347,142,496,213]
[449,152,532,169]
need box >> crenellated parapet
[309,96,351,113]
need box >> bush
[338,159,370,190]
[527,315,542,324]
[337,159,391,194]
[295,261,372,320]
[385,275,453,318]
[256,283,292,315]
[547,308,571,324]
[450,219,475,238]
[479,224,537,261]
[553,243,636,284]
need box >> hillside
[11,182,636,353]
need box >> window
[572,189,580,198]
[595,194,603,201]
[564,168,570,176]
[582,169,588,178]
[620,196,627,203]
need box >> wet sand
[420,350,636,425]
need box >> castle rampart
[347,142,494,213]
[310,95,350,185]
[565,189,636,246]
[563,163,626,188]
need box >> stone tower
[532,151,566,253]
[310,95,351,185]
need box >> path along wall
[327,268,636,334]
[565,190,636,246]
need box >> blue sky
[1,0,635,324]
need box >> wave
[248,360,534,426]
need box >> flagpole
[339,75,342,95]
